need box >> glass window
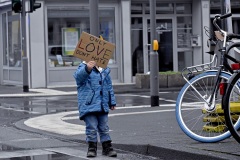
[7,12,21,67]
[210,0,240,14]
[178,51,193,71]
[231,0,240,14]
[2,13,7,66]
[176,6,192,71]
[131,17,143,76]
[47,7,116,67]
[210,0,221,14]
[233,18,240,34]
[177,17,192,48]
[145,3,174,14]
[177,17,192,28]
[176,3,192,14]
[177,29,192,48]
[131,3,143,14]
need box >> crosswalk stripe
[45,147,118,160]
[0,149,55,159]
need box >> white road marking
[24,105,197,136]
[45,147,90,160]
[117,92,171,97]
[109,109,175,117]
[0,147,114,159]
[0,149,55,159]
[117,105,151,109]
[117,93,177,102]
[46,147,118,160]
[0,89,77,97]
[0,137,49,143]
[0,89,176,105]
[24,111,85,135]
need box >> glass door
[2,12,22,84]
[147,19,173,72]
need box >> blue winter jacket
[73,63,116,120]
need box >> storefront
[0,0,240,88]
[131,1,194,75]
[0,0,124,88]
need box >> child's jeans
[84,113,111,143]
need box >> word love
[74,32,115,68]
[77,38,111,59]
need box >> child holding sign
[73,60,117,158]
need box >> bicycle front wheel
[176,71,231,143]
[223,72,240,143]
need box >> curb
[14,118,227,160]
[113,144,225,160]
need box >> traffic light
[12,0,22,13]
[29,0,41,12]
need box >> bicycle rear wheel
[222,72,240,143]
[176,71,231,142]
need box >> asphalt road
[0,88,239,160]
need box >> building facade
[0,0,240,88]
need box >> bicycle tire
[176,70,232,143]
[222,72,240,143]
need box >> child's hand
[110,106,116,110]
[87,61,96,72]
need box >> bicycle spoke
[176,72,231,142]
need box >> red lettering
[86,43,95,52]
[78,39,84,49]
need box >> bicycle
[222,43,240,143]
[176,13,240,143]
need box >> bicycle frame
[181,13,240,112]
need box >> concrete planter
[135,73,186,89]
[167,74,186,88]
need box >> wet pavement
[0,84,240,160]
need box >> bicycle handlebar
[228,33,240,40]
[219,12,232,19]
[213,13,232,32]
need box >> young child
[73,60,117,157]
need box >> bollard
[22,57,29,92]
[150,40,159,107]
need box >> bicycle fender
[204,70,232,77]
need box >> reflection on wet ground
[0,94,151,128]
[0,153,79,160]
[0,144,82,160]
[0,96,77,115]
[0,144,22,151]
[0,94,151,116]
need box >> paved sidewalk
[1,84,240,159]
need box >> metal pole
[221,0,226,30]
[225,0,232,33]
[150,0,159,107]
[21,0,29,92]
[89,0,99,36]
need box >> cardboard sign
[73,32,115,68]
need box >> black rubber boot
[102,140,117,157]
[87,142,97,157]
